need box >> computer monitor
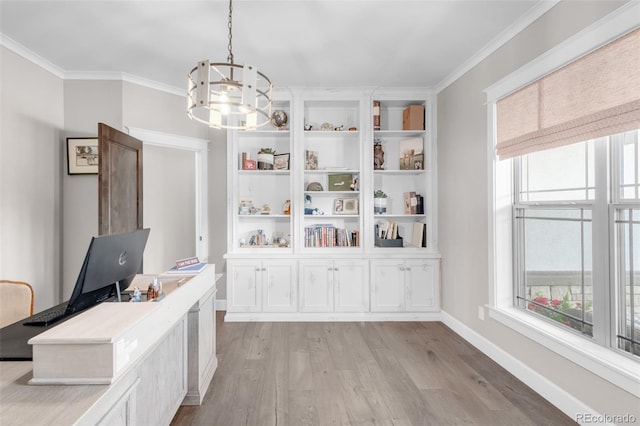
[0,228,150,360]
[65,228,151,314]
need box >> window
[515,141,595,337]
[614,131,640,356]
[486,3,640,392]
[514,131,640,356]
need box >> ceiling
[0,0,546,94]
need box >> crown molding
[64,71,185,97]
[1,33,185,97]
[434,0,560,93]
[0,33,65,79]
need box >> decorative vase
[257,153,274,170]
[374,197,387,214]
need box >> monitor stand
[114,280,122,302]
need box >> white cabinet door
[334,260,368,312]
[370,260,405,312]
[227,260,261,312]
[300,260,334,312]
[263,260,297,312]
[404,260,438,312]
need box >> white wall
[206,128,227,301]
[1,48,222,307]
[0,47,63,312]
[143,145,196,273]
[437,0,638,418]
[62,80,122,298]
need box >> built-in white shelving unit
[224,88,440,321]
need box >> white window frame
[485,3,640,397]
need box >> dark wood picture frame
[274,153,290,170]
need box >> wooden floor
[172,312,576,426]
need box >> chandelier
[187,0,273,130]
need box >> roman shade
[496,28,640,159]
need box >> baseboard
[215,299,227,311]
[440,311,603,425]
[223,311,442,322]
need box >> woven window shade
[496,28,640,159]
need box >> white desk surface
[0,267,218,424]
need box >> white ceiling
[0,0,547,94]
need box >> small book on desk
[166,262,207,274]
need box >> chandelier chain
[227,0,234,64]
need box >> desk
[0,265,220,425]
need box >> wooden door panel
[98,123,143,235]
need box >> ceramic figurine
[130,286,142,302]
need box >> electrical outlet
[478,306,485,320]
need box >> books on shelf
[304,224,359,247]
[374,220,403,247]
[416,195,424,214]
[412,222,427,248]
[399,137,424,170]
[375,220,398,240]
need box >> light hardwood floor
[172,312,576,426]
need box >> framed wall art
[67,137,99,175]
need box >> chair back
[0,280,34,328]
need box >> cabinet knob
[255,268,261,272]
[334,267,339,271]
[262,267,267,271]
[406,267,411,271]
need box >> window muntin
[515,207,593,336]
[519,141,595,202]
[619,130,640,200]
[614,208,640,356]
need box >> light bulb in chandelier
[186,0,272,130]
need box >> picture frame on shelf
[334,198,358,215]
[67,137,99,175]
[403,191,417,214]
[328,173,353,191]
[274,153,290,170]
[305,150,318,170]
[399,137,424,170]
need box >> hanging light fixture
[187,0,273,130]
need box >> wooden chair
[0,280,34,328]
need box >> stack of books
[304,225,359,247]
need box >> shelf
[374,169,426,175]
[303,246,361,251]
[238,214,291,219]
[304,214,359,219]
[304,191,359,196]
[373,214,426,219]
[304,130,360,138]
[374,130,425,138]
[238,170,291,175]
[238,129,290,136]
[238,245,291,249]
[304,169,360,174]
